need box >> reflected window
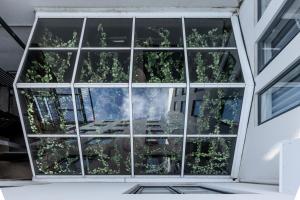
[29,137,81,175]
[259,60,300,123]
[185,137,236,175]
[132,88,185,135]
[19,88,76,135]
[258,0,272,20]
[81,137,131,175]
[76,88,130,135]
[134,137,182,175]
[187,88,244,135]
[83,18,132,47]
[258,0,300,72]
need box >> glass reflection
[82,137,131,175]
[29,137,81,175]
[185,137,236,175]
[132,88,186,135]
[134,137,182,175]
[188,50,244,83]
[76,88,130,135]
[19,88,76,135]
[187,88,244,135]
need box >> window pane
[133,50,185,83]
[76,88,130,135]
[187,88,244,135]
[135,18,183,47]
[185,19,236,47]
[173,186,220,194]
[259,61,300,123]
[29,137,81,175]
[258,0,300,71]
[185,137,236,175]
[134,137,182,175]
[19,88,76,135]
[132,88,186,135]
[19,50,77,83]
[258,0,272,20]
[76,50,130,83]
[139,187,175,194]
[30,18,83,47]
[82,18,132,47]
[188,50,243,83]
[81,137,131,175]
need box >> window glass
[30,18,83,47]
[76,50,130,83]
[81,137,131,175]
[132,88,186,135]
[135,18,183,47]
[29,137,81,175]
[258,0,300,72]
[259,61,300,123]
[187,88,244,135]
[185,19,236,47]
[19,88,76,135]
[258,0,272,20]
[185,137,236,175]
[134,137,182,175]
[76,88,130,135]
[83,18,132,47]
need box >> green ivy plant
[84,139,131,175]
[186,28,229,47]
[186,138,231,175]
[79,23,128,83]
[35,138,79,175]
[38,28,78,47]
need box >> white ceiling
[0,0,241,71]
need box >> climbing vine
[34,138,80,175]
[37,28,78,47]
[79,23,128,83]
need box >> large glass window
[259,60,300,123]
[15,17,247,177]
[258,0,300,72]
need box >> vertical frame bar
[180,17,190,177]
[13,17,39,177]
[230,15,255,178]
[129,17,136,177]
[71,18,87,176]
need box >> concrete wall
[238,0,300,184]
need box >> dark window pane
[83,18,132,47]
[81,137,131,175]
[259,60,300,123]
[188,50,244,83]
[133,50,185,83]
[76,88,130,135]
[19,50,77,83]
[76,50,130,83]
[30,18,83,47]
[258,0,272,20]
[19,88,76,135]
[185,18,236,47]
[258,0,300,72]
[135,18,183,47]
[187,88,244,135]
[132,88,185,135]
[185,137,236,175]
[134,137,182,175]
[29,137,81,175]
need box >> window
[258,0,272,20]
[259,60,300,124]
[258,0,300,72]
[15,16,248,177]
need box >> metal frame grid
[13,12,254,181]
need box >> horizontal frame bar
[27,134,77,138]
[134,47,184,50]
[186,47,237,50]
[133,134,183,138]
[80,134,130,138]
[81,47,131,50]
[74,83,129,88]
[28,47,78,51]
[189,83,246,88]
[16,83,72,88]
[132,83,186,88]
[186,134,238,138]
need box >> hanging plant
[38,28,78,47]
[79,23,128,83]
[35,138,79,175]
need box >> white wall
[238,0,300,184]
